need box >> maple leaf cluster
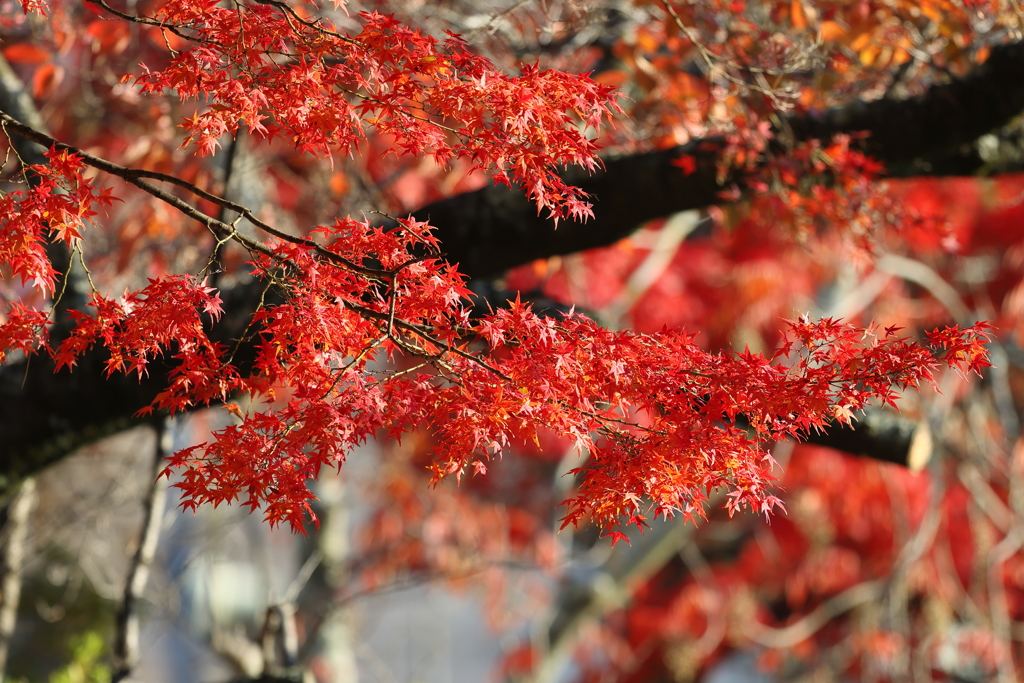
[0,178,994,536]
[134,4,620,221]
[0,148,115,295]
[0,1,995,541]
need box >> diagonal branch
[743,579,888,648]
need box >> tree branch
[534,516,695,683]
[791,408,932,471]
[0,111,383,278]
[742,579,888,648]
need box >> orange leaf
[86,20,129,53]
[32,63,63,99]
[594,68,628,88]
[920,1,943,23]
[329,172,349,196]
[819,20,847,42]
[859,45,881,67]
[790,1,806,30]
[849,31,872,52]
[2,43,51,65]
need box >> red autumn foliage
[3,0,1024,680]
[0,0,992,540]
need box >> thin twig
[464,0,530,42]
[990,429,1024,682]
[677,541,726,658]
[84,0,208,44]
[283,550,323,605]
[876,254,972,325]
[0,111,383,278]
[660,0,786,107]
[989,526,1022,683]
[207,129,246,288]
[251,0,357,45]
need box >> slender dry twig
[464,0,530,42]
[283,550,322,605]
[959,462,1014,533]
[250,0,357,45]
[989,526,1022,683]
[112,420,171,682]
[989,433,1024,682]
[206,130,246,288]
[659,0,789,108]
[876,254,972,325]
[677,541,726,659]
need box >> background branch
[0,477,37,679]
[112,419,171,682]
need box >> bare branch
[83,0,208,44]
[533,517,696,683]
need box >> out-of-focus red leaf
[2,43,51,65]
[31,62,62,99]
